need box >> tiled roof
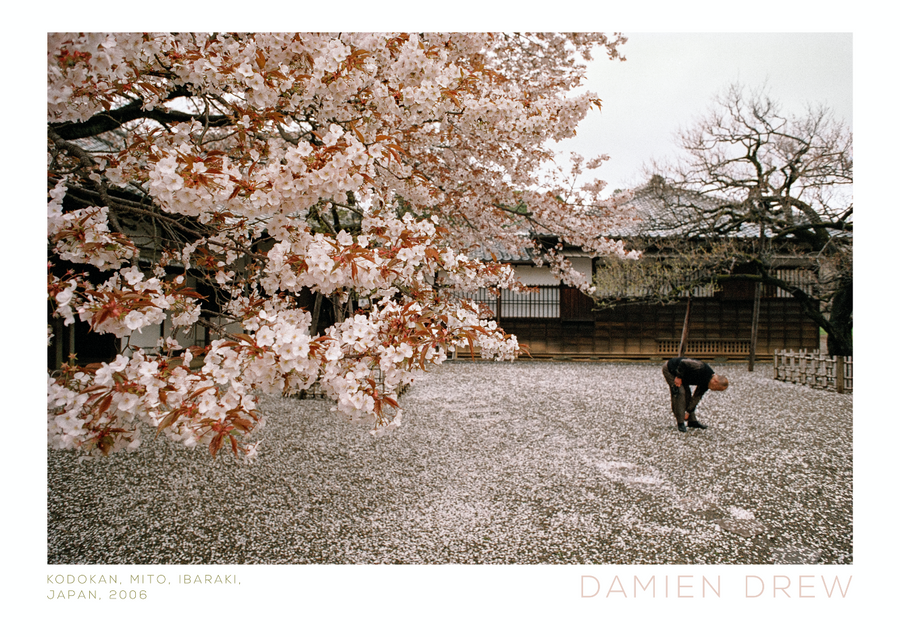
[467,239,596,264]
[616,177,765,239]
[615,177,849,242]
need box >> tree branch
[49,87,233,140]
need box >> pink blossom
[47,32,633,459]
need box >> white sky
[553,32,853,193]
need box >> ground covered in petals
[47,361,852,565]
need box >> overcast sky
[553,32,853,193]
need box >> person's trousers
[662,363,699,424]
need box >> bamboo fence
[773,349,852,394]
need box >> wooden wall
[499,298,820,360]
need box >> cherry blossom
[47,32,634,460]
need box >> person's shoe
[677,423,687,432]
[687,421,708,429]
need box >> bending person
[662,357,729,432]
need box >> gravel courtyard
[47,360,853,565]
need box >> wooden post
[836,355,845,394]
[748,281,761,371]
[678,297,692,358]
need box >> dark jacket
[666,357,715,411]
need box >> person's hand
[674,377,682,387]
[685,412,691,421]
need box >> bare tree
[599,85,852,355]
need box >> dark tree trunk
[310,292,323,336]
[826,279,853,356]
[753,270,853,358]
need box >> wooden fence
[773,349,852,394]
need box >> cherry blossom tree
[47,32,634,460]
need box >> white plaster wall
[512,257,593,285]
[512,265,559,286]
[118,274,238,354]
[123,322,165,351]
